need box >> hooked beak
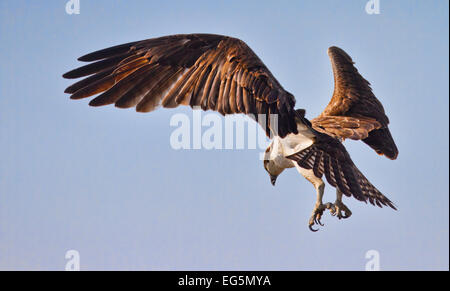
[270,175,277,186]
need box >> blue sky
[0,0,448,270]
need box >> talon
[330,200,352,220]
[309,216,319,232]
[314,213,321,224]
[342,209,352,219]
[308,203,330,231]
[315,213,324,226]
[309,224,319,232]
[346,208,352,218]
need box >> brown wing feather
[311,115,382,140]
[315,46,398,159]
[286,130,396,210]
[63,34,298,138]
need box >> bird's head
[263,159,278,186]
[263,147,284,186]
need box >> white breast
[279,122,315,156]
[269,123,315,169]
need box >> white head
[263,142,285,186]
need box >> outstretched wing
[311,46,398,160]
[63,34,298,137]
[287,119,396,209]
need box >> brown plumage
[286,126,396,209]
[311,115,382,140]
[63,34,297,138]
[311,46,398,160]
[63,34,399,220]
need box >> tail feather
[352,165,397,210]
[287,132,397,210]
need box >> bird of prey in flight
[63,34,399,231]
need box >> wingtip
[77,54,99,62]
[388,152,399,160]
[88,100,100,107]
[379,149,399,160]
[62,72,73,79]
[88,97,107,107]
[327,46,337,54]
[328,46,354,63]
[327,46,340,56]
[77,55,91,62]
[70,93,85,100]
[77,51,105,62]
[62,69,84,79]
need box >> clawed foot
[329,200,352,220]
[308,202,333,232]
[308,201,352,231]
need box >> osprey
[63,34,399,231]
